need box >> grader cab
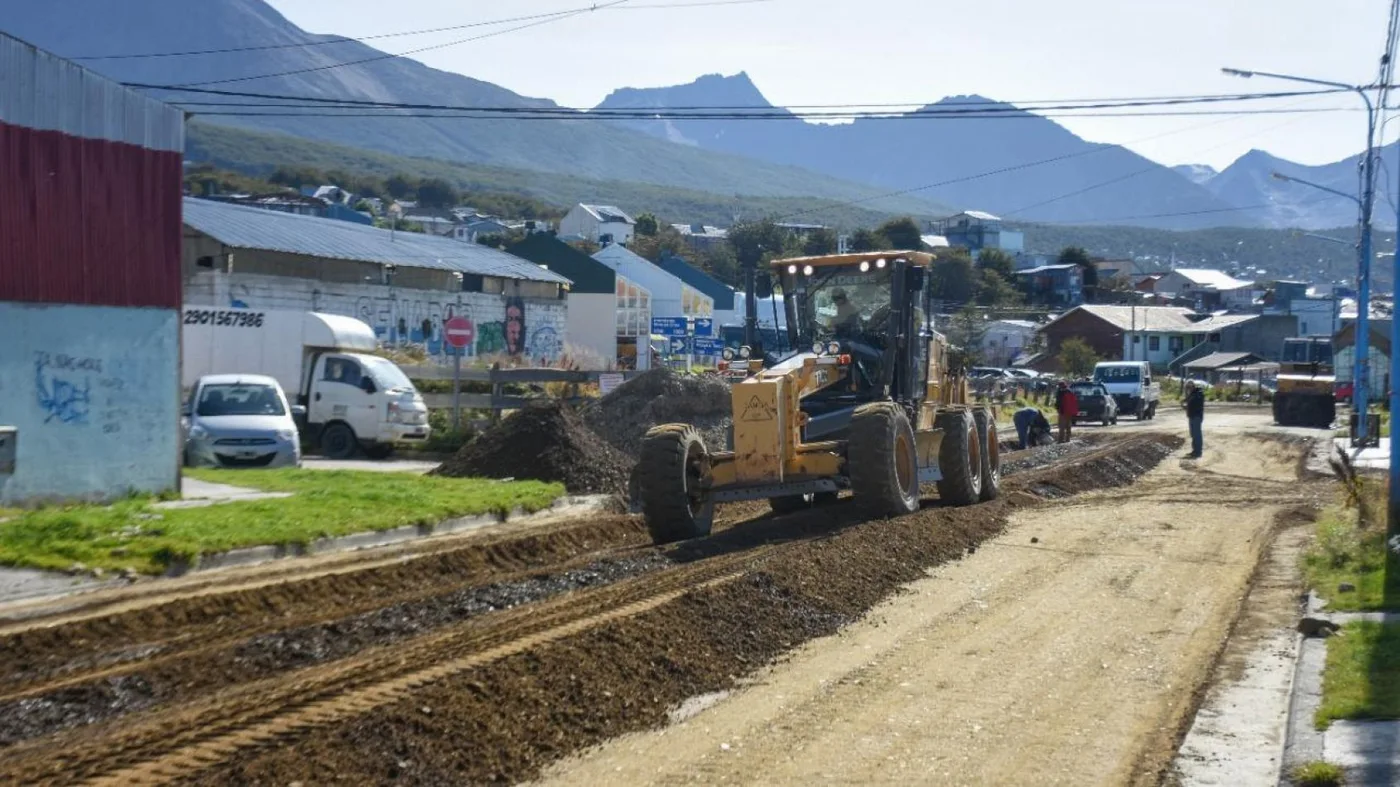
[635,252,1000,543]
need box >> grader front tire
[638,424,714,543]
[848,403,920,518]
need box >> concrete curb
[161,494,613,578]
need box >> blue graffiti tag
[34,353,92,425]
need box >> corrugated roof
[1188,313,1258,332]
[1166,268,1251,291]
[581,204,635,224]
[1184,352,1263,370]
[954,210,1001,221]
[1014,264,1080,275]
[0,32,184,152]
[183,198,570,284]
[1056,305,1198,332]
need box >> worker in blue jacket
[1013,407,1053,450]
[1183,381,1205,458]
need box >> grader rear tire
[973,409,1001,502]
[638,424,714,543]
[848,403,920,518]
[936,410,983,506]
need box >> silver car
[183,374,303,469]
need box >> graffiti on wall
[34,352,96,425]
[208,275,568,362]
[32,352,136,435]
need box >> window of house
[1169,336,1184,353]
[1149,336,1160,351]
[1133,335,1141,343]
[1209,333,1221,342]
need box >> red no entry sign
[444,316,474,349]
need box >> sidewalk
[1283,595,1400,787]
[1333,436,1390,472]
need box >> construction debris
[432,401,630,496]
[583,369,732,459]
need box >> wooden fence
[400,364,646,417]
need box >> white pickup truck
[182,307,430,458]
[1092,361,1160,420]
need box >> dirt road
[0,412,1319,785]
[538,422,1325,786]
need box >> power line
[1025,194,1345,226]
[1001,94,1333,218]
[74,0,770,61]
[183,106,1363,121]
[173,0,633,88]
[134,82,1350,114]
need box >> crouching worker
[1012,407,1053,450]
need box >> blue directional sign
[692,336,724,355]
[669,336,692,355]
[651,316,689,337]
[692,317,715,337]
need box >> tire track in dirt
[0,547,777,786]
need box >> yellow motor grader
[635,251,1000,543]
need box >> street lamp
[1225,67,1378,443]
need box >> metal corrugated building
[0,32,184,308]
[183,198,570,285]
[1,33,185,505]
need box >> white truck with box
[1091,360,1160,420]
[182,307,430,458]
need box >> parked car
[183,374,303,468]
[1070,382,1119,426]
[1004,368,1039,379]
[1184,378,1214,391]
[1335,380,1355,402]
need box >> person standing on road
[1054,380,1078,444]
[1013,406,1053,450]
[1183,381,1205,458]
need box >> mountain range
[1,0,1387,231]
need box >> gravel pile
[432,401,631,496]
[582,369,733,459]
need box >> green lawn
[0,469,564,575]
[1318,621,1400,729]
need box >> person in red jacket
[1054,380,1079,444]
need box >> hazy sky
[267,0,1397,170]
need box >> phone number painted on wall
[183,309,266,327]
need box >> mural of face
[504,297,526,356]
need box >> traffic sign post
[651,316,688,338]
[692,336,724,356]
[693,317,714,337]
[444,316,474,429]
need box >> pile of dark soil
[432,401,631,496]
[582,368,732,458]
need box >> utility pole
[1224,67,1378,443]
[1381,0,1400,545]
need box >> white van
[1092,361,1160,420]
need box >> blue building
[930,211,1025,256]
[1015,264,1084,307]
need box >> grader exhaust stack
[635,252,1000,543]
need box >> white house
[981,319,1037,366]
[560,204,636,245]
[1154,268,1253,309]
[593,243,713,324]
